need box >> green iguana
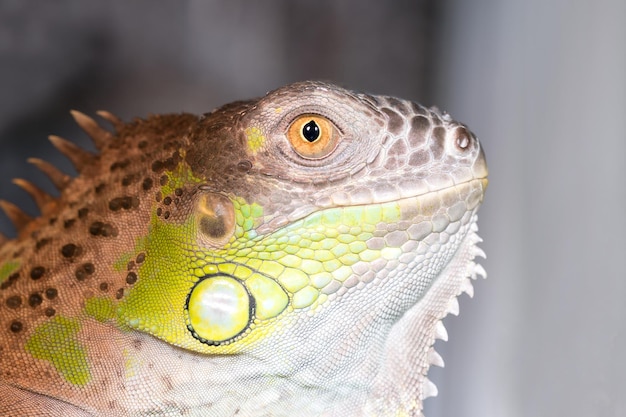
[0,81,487,416]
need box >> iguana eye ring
[287,114,339,159]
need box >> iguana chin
[0,81,487,416]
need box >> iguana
[0,81,487,416]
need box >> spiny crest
[96,110,125,132]
[70,110,115,150]
[0,200,33,233]
[11,179,56,217]
[0,111,121,238]
[48,135,98,173]
[27,158,71,191]
[421,234,487,407]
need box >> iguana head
[0,81,487,416]
[113,81,487,412]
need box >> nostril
[457,135,469,149]
[454,127,472,151]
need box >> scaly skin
[0,81,487,416]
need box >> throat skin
[0,81,487,416]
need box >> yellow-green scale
[119,199,405,352]
[116,165,406,354]
[0,260,20,284]
[25,316,92,386]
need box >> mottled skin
[0,82,487,416]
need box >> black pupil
[302,120,320,142]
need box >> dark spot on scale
[30,267,45,280]
[142,178,153,191]
[99,282,109,292]
[83,263,95,275]
[155,192,162,202]
[1,273,19,289]
[89,222,103,235]
[132,197,140,208]
[110,159,130,172]
[108,198,122,211]
[126,272,137,285]
[95,183,106,194]
[61,243,81,259]
[127,261,135,271]
[28,293,43,308]
[174,188,183,197]
[5,295,22,309]
[44,307,56,317]
[78,208,89,219]
[45,288,58,299]
[151,160,164,173]
[75,263,95,281]
[122,174,137,186]
[160,175,169,186]
[136,253,146,264]
[163,197,172,206]
[164,157,176,170]
[115,288,124,300]
[163,211,170,219]
[104,222,119,237]
[36,238,52,250]
[9,320,23,333]
[64,219,76,229]
[89,222,119,237]
[156,208,162,216]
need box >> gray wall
[432,1,626,416]
[1,1,624,416]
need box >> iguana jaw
[84,208,484,417]
[369,214,485,416]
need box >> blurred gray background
[1,1,624,416]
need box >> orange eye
[287,114,339,159]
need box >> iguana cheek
[186,276,250,342]
[186,272,289,344]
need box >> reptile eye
[287,114,339,159]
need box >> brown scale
[0,109,200,340]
